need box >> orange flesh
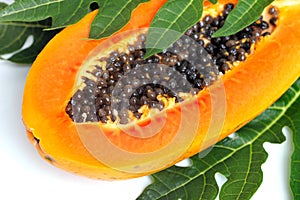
[22,0,300,179]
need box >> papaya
[22,0,300,179]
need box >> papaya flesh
[22,0,300,179]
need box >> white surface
[0,0,294,199]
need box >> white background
[0,0,294,199]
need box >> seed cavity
[66,4,279,125]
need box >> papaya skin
[22,0,300,179]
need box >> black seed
[270,17,277,26]
[185,28,193,36]
[102,94,111,106]
[119,54,128,63]
[130,97,138,106]
[154,102,164,110]
[128,54,134,64]
[123,63,131,72]
[108,79,115,85]
[262,32,271,36]
[98,88,107,96]
[67,3,278,124]
[220,63,230,73]
[140,96,149,105]
[198,21,205,28]
[229,47,237,56]
[189,64,197,72]
[191,24,200,32]
[108,52,119,62]
[238,32,250,39]
[104,106,112,115]
[219,43,227,50]
[238,53,246,61]
[127,45,135,53]
[219,20,225,28]
[155,88,164,95]
[252,30,261,38]
[211,19,220,27]
[124,85,133,95]
[134,50,144,58]
[112,72,122,80]
[136,87,144,95]
[98,109,106,117]
[206,28,215,37]
[203,15,213,24]
[192,33,200,41]
[147,89,156,100]
[217,58,227,66]
[114,59,123,68]
[138,34,146,43]
[205,43,214,54]
[224,3,234,12]
[186,69,197,82]
[106,86,113,94]
[169,79,177,89]
[228,55,236,63]
[250,36,258,44]
[134,112,142,119]
[98,78,107,88]
[176,60,188,73]
[261,21,269,30]
[146,55,159,63]
[161,56,171,65]
[237,48,246,55]
[102,71,110,80]
[241,42,251,52]
[269,6,278,17]
[73,91,83,101]
[110,114,116,122]
[225,40,236,48]
[194,79,202,88]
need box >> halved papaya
[22,0,300,179]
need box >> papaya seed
[66,3,279,125]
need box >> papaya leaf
[290,80,300,199]
[89,0,149,39]
[0,2,6,9]
[144,0,204,58]
[137,79,300,200]
[0,0,93,29]
[0,2,59,64]
[208,0,218,4]
[0,0,146,40]
[213,0,274,37]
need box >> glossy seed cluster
[184,3,278,73]
[66,4,278,124]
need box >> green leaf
[0,0,148,40]
[0,13,59,63]
[144,0,204,58]
[138,79,300,200]
[213,0,274,37]
[208,0,218,4]
[290,80,300,199]
[89,0,149,39]
[0,0,93,29]
[0,2,7,9]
